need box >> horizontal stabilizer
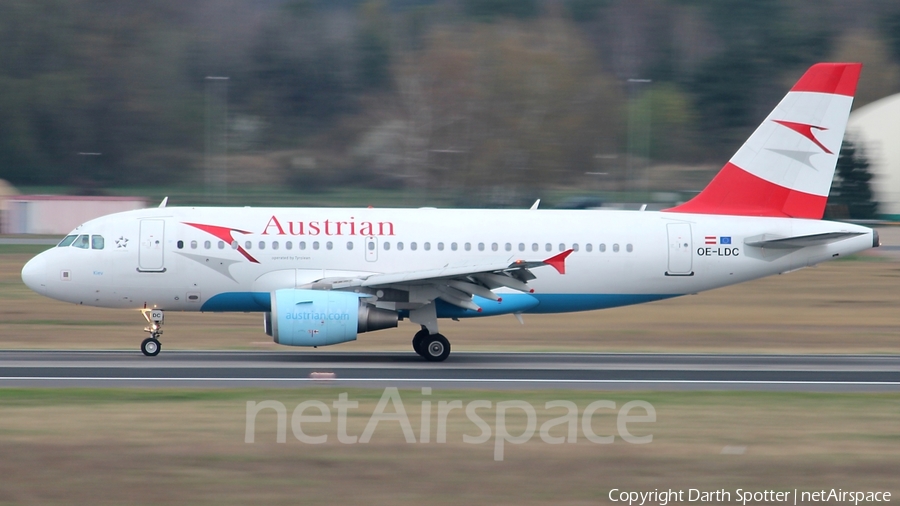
[744,231,865,249]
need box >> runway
[1,350,899,391]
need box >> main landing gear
[412,327,451,362]
[140,309,164,357]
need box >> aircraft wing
[318,250,573,312]
[744,231,865,249]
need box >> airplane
[20,62,878,362]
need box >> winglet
[543,249,573,274]
[159,197,168,208]
[530,199,541,210]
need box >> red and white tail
[667,62,861,219]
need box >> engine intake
[265,289,397,346]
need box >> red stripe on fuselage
[183,222,260,263]
[664,162,827,218]
[790,63,861,97]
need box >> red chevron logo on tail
[772,120,833,154]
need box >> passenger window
[299,241,306,250]
[438,242,444,251]
[191,240,198,249]
[347,241,354,250]
[272,241,279,250]
[424,242,431,251]
[491,243,498,251]
[613,243,620,252]
[58,235,78,247]
[231,241,238,250]
[599,243,606,252]
[384,242,391,251]
[572,243,579,252]
[504,243,511,252]
[204,240,211,249]
[218,241,225,249]
[177,240,184,249]
[397,242,404,251]
[478,243,484,251]
[465,243,471,251]
[258,241,266,250]
[559,243,565,252]
[74,235,89,249]
[313,241,320,250]
[91,236,105,250]
[411,242,417,251]
[586,244,593,252]
[451,242,458,251]
[532,243,538,252]
[626,243,633,253]
[518,243,525,252]
[545,243,552,252]
[244,241,252,250]
[285,241,293,250]
[326,241,333,250]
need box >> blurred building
[847,94,900,219]
[0,179,17,213]
[3,196,147,235]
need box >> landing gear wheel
[141,337,161,357]
[422,334,450,362]
[141,309,164,357]
[412,329,429,357]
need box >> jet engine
[264,289,398,346]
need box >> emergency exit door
[666,223,693,275]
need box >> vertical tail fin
[666,63,861,219]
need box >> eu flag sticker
[720,236,732,244]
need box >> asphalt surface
[0,350,898,391]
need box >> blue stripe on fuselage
[201,291,682,314]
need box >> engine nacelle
[265,289,398,347]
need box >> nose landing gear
[141,309,164,357]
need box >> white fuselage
[21,206,876,316]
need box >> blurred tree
[246,4,356,142]
[881,10,900,65]
[394,19,623,192]
[0,0,897,193]
[829,31,900,108]
[463,0,539,21]
[564,0,610,22]
[688,0,831,159]
[830,140,877,220]
[0,0,203,185]
[356,1,392,91]
[637,83,697,161]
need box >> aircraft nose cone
[21,254,47,295]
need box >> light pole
[626,78,651,195]
[205,76,229,201]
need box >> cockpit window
[91,235,105,250]
[73,235,90,249]
[58,235,78,247]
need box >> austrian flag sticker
[705,236,732,245]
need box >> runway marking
[1,377,899,386]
